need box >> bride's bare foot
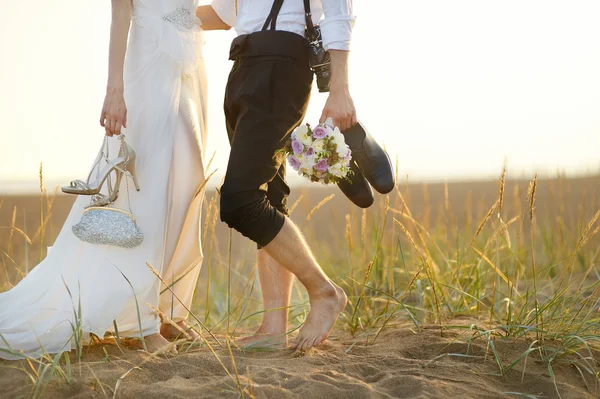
[144,333,178,355]
[235,331,287,349]
[291,283,347,352]
[160,321,200,342]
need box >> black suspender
[262,0,285,31]
[262,0,317,37]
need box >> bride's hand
[100,88,127,136]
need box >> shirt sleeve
[210,0,237,29]
[320,0,356,51]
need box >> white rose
[336,143,350,158]
[328,163,344,178]
[291,127,299,140]
[301,155,316,169]
[332,128,345,143]
[299,132,313,146]
[292,124,312,146]
[330,128,348,156]
[312,139,325,152]
[297,124,309,135]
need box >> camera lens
[316,69,330,93]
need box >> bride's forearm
[196,5,231,31]
[107,0,132,91]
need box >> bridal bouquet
[281,119,352,184]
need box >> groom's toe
[300,337,311,352]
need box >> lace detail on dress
[162,7,198,30]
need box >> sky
[1,1,599,194]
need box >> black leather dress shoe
[337,159,374,208]
[343,121,395,194]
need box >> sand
[0,320,595,398]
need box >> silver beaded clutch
[72,207,144,248]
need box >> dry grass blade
[145,303,192,340]
[288,194,304,215]
[576,209,600,249]
[345,214,353,252]
[350,261,374,332]
[226,338,244,397]
[464,199,500,256]
[305,193,335,222]
[113,367,141,399]
[498,163,507,216]
[202,195,218,248]
[38,162,45,261]
[471,246,515,291]
[394,184,414,219]
[193,168,217,199]
[527,174,541,339]
[393,218,424,263]
[86,364,108,397]
[361,208,367,266]
[394,217,443,324]
[7,206,17,254]
[579,224,600,248]
[146,262,221,345]
[0,226,32,245]
[205,151,217,174]
[444,179,449,212]
[526,174,538,222]
[26,358,39,379]
[498,216,517,249]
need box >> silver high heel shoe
[62,136,140,206]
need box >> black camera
[306,25,331,93]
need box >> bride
[0,0,212,358]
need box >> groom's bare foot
[160,321,200,342]
[144,333,178,355]
[235,331,287,349]
[291,283,347,352]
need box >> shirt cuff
[210,0,236,29]
[320,15,355,51]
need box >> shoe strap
[69,179,92,191]
[85,135,134,213]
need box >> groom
[197,0,355,351]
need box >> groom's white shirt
[211,0,355,51]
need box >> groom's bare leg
[236,250,293,348]
[263,219,347,351]
[219,32,345,351]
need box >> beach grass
[0,166,599,398]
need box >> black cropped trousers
[220,30,313,247]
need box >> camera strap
[303,0,318,41]
[262,0,285,31]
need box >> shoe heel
[125,150,141,192]
[131,173,141,192]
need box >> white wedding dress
[0,0,207,359]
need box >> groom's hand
[319,50,357,131]
[320,87,357,132]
